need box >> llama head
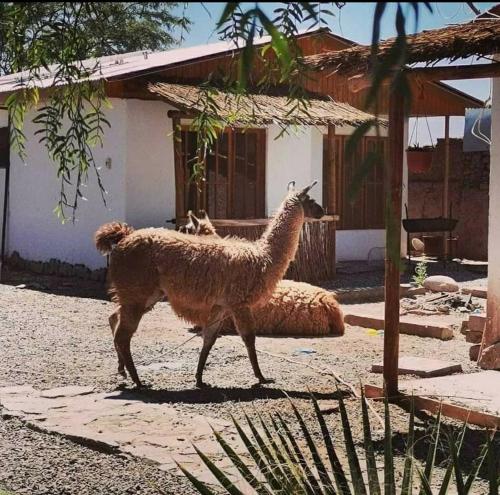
[178,210,200,234]
[180,210,218,236]
[287,180,324,219]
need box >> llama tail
[94,222,134,255]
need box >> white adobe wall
[266,125,323,215]
[8,99,128,269]
[125,99,176,229]
[481,70,500,367]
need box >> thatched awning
[148,82,385,127]
[304,18,500,75]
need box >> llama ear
[299,180,318,196]
[190,214,200,231]
[287,181,296,193]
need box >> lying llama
[95,181,324,388]
[182,210,345,337]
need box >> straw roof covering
[304,18,500,75]
[148,82,385,127]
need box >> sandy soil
[0,267,493,494]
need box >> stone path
[0,385,247,487]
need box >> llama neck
[262,196,304,274]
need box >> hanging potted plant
[406,143,435,173]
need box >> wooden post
[172,116,185,227]
[326,125,337,276]
[443,116,450,259]
[326,125,336,214]
[384,91,405,397]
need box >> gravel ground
[0,266,493,494]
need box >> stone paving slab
[371,356,462,377]
[0,385,251,488]
[401,370,500,418]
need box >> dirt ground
[0,266,494,494]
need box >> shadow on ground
[108,386,346,405]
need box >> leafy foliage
[1,2,188,219]
[412,260,428,287]
[180,392,499,494]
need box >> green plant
[407,144,435,152]
[412,260,428,287]
[178,390,498,494]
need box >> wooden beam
[348,63,500,94]
[171,116,185,227]
[167,109,196,119]
[365,384,500,429]
[326,125,336,214]
[443,115,450,260]
[409,62,500,82]
[384,90,405,396]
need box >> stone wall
[408,138,489,261]
[7,251,107,281]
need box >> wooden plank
[326,125,336,214]
[343,313,454,340]
[171,116,184,226]
[364,383,500,429]
[384,91,405,395]
[443,115,450,259]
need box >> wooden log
[171,116,185,226]
[384,90,405,396]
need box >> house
[0,28,482,278]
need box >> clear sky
[172,2,498,143]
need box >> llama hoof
[196,381,212,389]
[259,377,275,385]
[134,382,150,390]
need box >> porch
[149,82,387,282]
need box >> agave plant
[177,388,499,494]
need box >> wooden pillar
[326,125,336,214]
[443,115,450,259]
[326,125,337,276]
[384,91,405,396]
[172,116,185,227]
[479,71,500,370]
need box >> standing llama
[182,210,345,337]
[95,181,324,388]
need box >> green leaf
[310,393,352,495]
[383,390,395,495]
[231,415,282,492]
[194,444,245,495]
[337,387,368,495]
[288,399,337,494]
[176,462,217,495]
[400,397,415,495]
[418,406,442,494]
[360,388,381,495]
[212,428,272,495]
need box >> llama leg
[195,314,222,388]
[109,309,126,377]
[232,307,274,385]
[114,305,145,387]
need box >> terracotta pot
[407,149,434,173]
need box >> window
[323,135,387,230]
[180,128,265,219]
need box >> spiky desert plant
[178,390,499,494]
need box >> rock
[478,342,500,369]
[423,275,459,293]
[468,313,486,333]
[469,344,481,361]
[460,320,469,334]
[465,330,483,344]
